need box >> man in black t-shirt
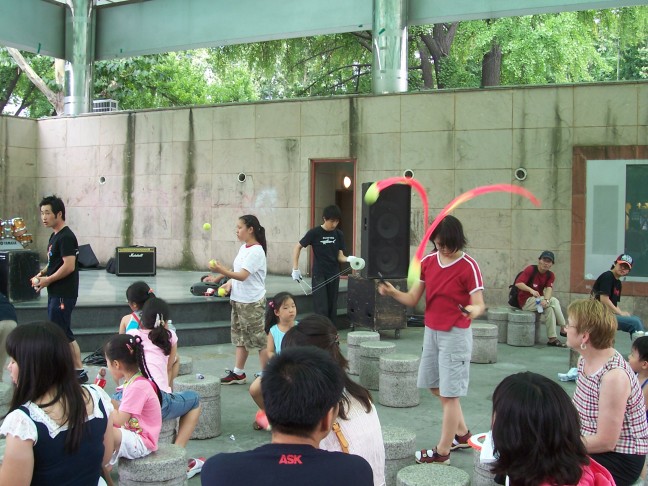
[292,205,358,322]
[592,253,644,337]
[201,346,373,486]
[31,195,86,383]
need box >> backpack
[508,265,541,308]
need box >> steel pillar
[372,0,407,94]
[64,0,95,115]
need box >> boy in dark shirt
[292,205,357,322]
[201,346,373,486]
[592,253,644,337]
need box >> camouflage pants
[230,298,266,350]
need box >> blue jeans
[616,314,644,335]
[47,296,77,342]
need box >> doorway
[309,158,356,276]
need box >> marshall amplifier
[115,247,156,276]
[0,250,41,302]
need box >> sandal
[560,328,567,337]
[187,457,205,479]
[547,339,567,348]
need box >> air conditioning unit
[92,99,119,112]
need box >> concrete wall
[0,116,39,240]
[2,81,647,308]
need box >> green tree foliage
[0,48,59,117]
[1,6,646,117]
[93,51,259,109]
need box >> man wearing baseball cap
[592,254,644,337]
[514,250,567,347]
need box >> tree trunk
[0,68,21,114]
[417,40,434,89]
[419,23,459,89]
[481,41,502,87]
[6,47,64,115]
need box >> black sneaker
[220,369,246,385]
[76,369,89,384]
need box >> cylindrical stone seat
[158,418,178,444]
[397,464,470,486]
[0,383,12,419]
[178,355,194,376]
[173,374,220,439]
[359,341,396,391]
[487,307,509,343]
[347,331,380,375]
[471,322,498,364]
[506,310,535,347]
[569,348,579,369]
[472,448,497,486]
[119,443,187,486]
[379,354,420,408]
[382,425,416,486]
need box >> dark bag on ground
[82,347,107,367]
[190,276,230,296]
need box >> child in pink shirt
[105,334,162,460]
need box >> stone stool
[359,341,396,391]
[472,447,497,486]
[379,354,420,408]
[173,374,220,439]
[178,355,194,376]
[487,307,509,343]
[347,331,380,375]
[119,443,187,486]
[397,464,470,486]
[471,322,498,364]
[569,348,579,368]
[507,310,535,347]
[159,418,178,444]
[0,383,12,418]
[382,425,416,486]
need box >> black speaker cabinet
[347,274,407,334]
[0,250,40,302]
[115,247,156,276]
[360,182,411,279]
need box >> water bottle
[94,367,107,388]
[167,319,176,331]
[535,298,544,313]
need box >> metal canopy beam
[2,0,645,60]
[94,0,372,60]
[0,0,65,58]
[409,0,648,24]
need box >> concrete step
[75,321,233,352]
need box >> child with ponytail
[249,292,297,421]
[127,297,201,447]
[119,281,155,334]
[105,334,162,461]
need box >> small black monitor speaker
[360,183,411,279]
[0,250,40,302]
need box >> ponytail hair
[240,214,267,255]
[104,334,163,405]
[140,297,172,356]
[126,281,155,309]
[264,292,295,334]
